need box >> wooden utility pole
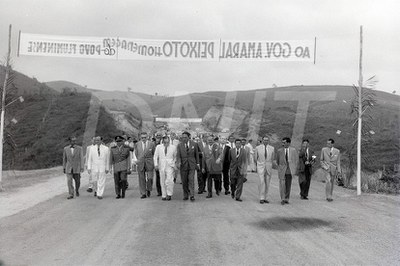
[0,24,12,191]
[357,25,363,196]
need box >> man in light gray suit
[63,136,84,199]
[276,137,298,205]
[254,136,275,204]
[320,138,341,202]
[135,132,156,198]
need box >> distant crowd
[63,131,341,204]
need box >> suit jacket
[229,147,248,176]
[276,146,298,179]
[298,147,315,173]
[87,144,110,173]
[221,144,231,171]
[320,147,341,175]
[63,145,84,174]
[207,143,223,174]
[176,140,199,171]
[135,140,156,171]
[153,144,177,172]
[110,145,131,172]
[254,144,275,176]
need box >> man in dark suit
[276,137,299,205]
[196,134,207,194]
[135,132,156,199]
[221,137,231,195]
[63,136,84,199]
[298,139,315,200]
[176,131,200,201]
[228,139,247,202]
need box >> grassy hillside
[1,70,120,170]
[95,85,399,173]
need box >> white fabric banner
[18,33,315,62]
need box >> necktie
[306,148,309,159]
[164,145,168,156]
[98,145,100,156]
[143,141,146,151]
[264,145,267,161]
[236,148,240,157]
[186,143,189,153]
[285,148,288,162]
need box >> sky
[0,0,399,96]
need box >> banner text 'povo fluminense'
[18,33,316,62]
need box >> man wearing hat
[87,136,110,199]
[153,135,177,200]
[63,136,84,199]
[110,135,132,199]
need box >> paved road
[0,172,399,265]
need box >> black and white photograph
[0,0,399,265]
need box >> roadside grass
[312,166,400,194]
[1,167,63,192]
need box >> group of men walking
[62,131,341,204]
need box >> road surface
[0,172,399,265]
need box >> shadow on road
[253,217,336,231]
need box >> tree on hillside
[345,76,377,187]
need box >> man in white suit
[85,137,95,193]
[276,137,298,205]
[154,135,177,201]
[254,136,275,204]
[320,138,341,202]
[87,136,110,199]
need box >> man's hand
[105,170,109,174]
[216,158,221,164]
[196,163,200,170]
[87,169,91,174]
[80,168,84,173]
[202,168,205,174]
[155,165,159,171]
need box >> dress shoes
[225,191,230,195]
[231,192,235,199]
[260,200,265,204]
[87,188,93,193]
[198,191,203,194]
[216,190,220,196]
[190,196,195,202]
[281,200,285,205]
[76,191,80,197]
[183,197,189,201]
[167,196,171,201]
[162,197,167,201]
[97,196,103,200]
[235,198,242,202]
[67,195,74,200]
[206,194,212,198]
[301,196,309,200]
[327,198,333,202]
[264,200,269,203]
[116,195,121,199]
[157,193,162,197]
[141,195,147,199]
[284,200,289,204]
[146,191,151,197]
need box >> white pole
[357,26,363,196]
[0,24,12,191]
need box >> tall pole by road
[357,25,363,196]
[0,24,12,191]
